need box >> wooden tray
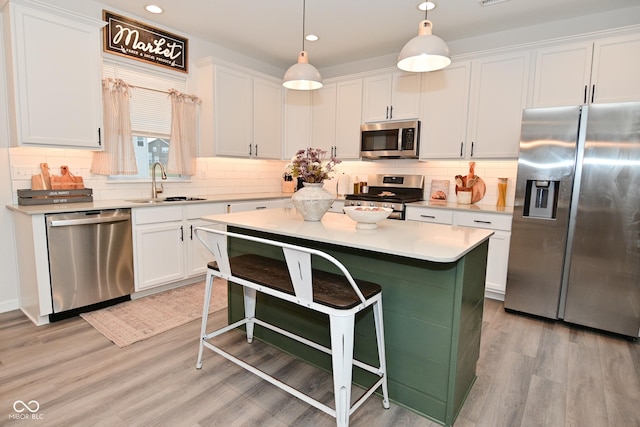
[17,188,93,205]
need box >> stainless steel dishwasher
[46,209,134,319]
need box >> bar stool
[194,227,389,427]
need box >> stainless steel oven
[345,174,424,220]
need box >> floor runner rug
[80,279,227,347]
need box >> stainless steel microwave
[360,120,420,159]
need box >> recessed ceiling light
[305,34,319,42]
[145,4,163,14]
[478,0,511,6]
[418,1,436,11]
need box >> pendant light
[283,0,323,90]
[397,2,451,73]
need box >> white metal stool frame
[194,226,390,427]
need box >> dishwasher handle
[48,213,131,227]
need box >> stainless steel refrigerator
[504,102,640,338]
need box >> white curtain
[91,79,138,175]
[167,89,200,176]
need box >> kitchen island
[202,208,493,426]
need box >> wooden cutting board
[30,163,51,190]
[50,165,84,189]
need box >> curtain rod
[128,84,170,95]
[129,84,200,102]
[103,78,200,101]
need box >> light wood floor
[1,299,639,426]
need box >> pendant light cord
[301,0,306,52]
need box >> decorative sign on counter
[103,10,188,73]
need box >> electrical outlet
[13,168,35,178]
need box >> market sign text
[103,11,188,73]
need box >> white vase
[291,182,335,221]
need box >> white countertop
[202,208,494,263]
[5,192,291,215]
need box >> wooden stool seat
[208,254,381,309]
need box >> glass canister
[497,177,508,208]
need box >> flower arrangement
[285,148,341,183]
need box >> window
[103,60,187,179]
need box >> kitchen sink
[163,196,207,202]
[126,196,207,203]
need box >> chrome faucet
[151,162,167,199]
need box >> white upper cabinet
[308,79,362,160]
[214,66,252,157]
[362,71,421,122]
[334,79,363,159]
[531,33,640,107]
[420,51,530,159]
[283,89,312,159]
[530,42,594,107]
[591,33,640,104]
[212,63,282,159]
[311,83,337,155]
[2,0,104,149]
[466,51,531,158]
[252,78,283,159]
[420,61,471,159]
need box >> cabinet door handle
[389,105,393,119]
[583,85,588,104]
[473,220,492,224]
[460,142,463,157]
[179,225,184,241]
[255,206,267,210]
[420,214,436,219]
[97,128,102,146]
[591,84,595,103]
[471,141,475,157]
[190,224,194,240]
[249,144,252,156]
[386,106,389,120]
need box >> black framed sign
[103,10,188,73]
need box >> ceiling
[96,0,638,70]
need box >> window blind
[102,60,187,136]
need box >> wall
[7,148,288,203]
[321,159,517,207]
[0,17,19,312]
[8,149,517,207]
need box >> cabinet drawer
[456,211,512,231]
[134,206,183,225]
[186,202,226,220]
[405,207,454,224]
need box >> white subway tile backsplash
[7,146,519,206]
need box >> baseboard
[132,275,205,300]
[0,298,19,314]
[484,289,505,301]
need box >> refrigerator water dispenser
[523,180,559,219]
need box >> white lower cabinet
[226,198,291,212]
[405,206,512,299]
[132,203,226,291]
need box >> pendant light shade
[283,0,322,90]
[283,51,323,90]
[397,20,451,72]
